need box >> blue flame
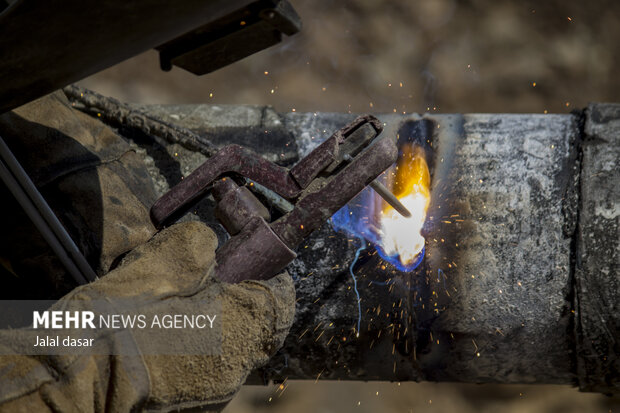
[330,186,380,245]
[330,178,425,272]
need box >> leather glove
[0,221,296,412]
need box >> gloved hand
[0,221,296,412]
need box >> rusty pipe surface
[69,93,619,394]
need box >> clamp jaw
[150,115,397,283]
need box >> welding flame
[330,141,431,272]
[377,144,430,269]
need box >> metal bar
[0,136,96,283]
[343,153,411,218]
[369,178,412,218]
[0,160,88,285]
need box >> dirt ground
[79,0,619,411]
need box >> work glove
[0,221,296,412]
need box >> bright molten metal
[378,144,430,268]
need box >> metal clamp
[150,115,398,283]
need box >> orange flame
[378,144,430,267]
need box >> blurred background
[79,0,619,411]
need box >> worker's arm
[0,221,295,412]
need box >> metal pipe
[250,108,618,394]
[368,180,411,218]
[1,0,286,113]
[69,93,619,393]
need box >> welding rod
[343,154,411,218]
[369,180,411,218]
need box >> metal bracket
[156,0,301,75]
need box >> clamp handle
[150,115,383,229]
[149,115,398,283]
